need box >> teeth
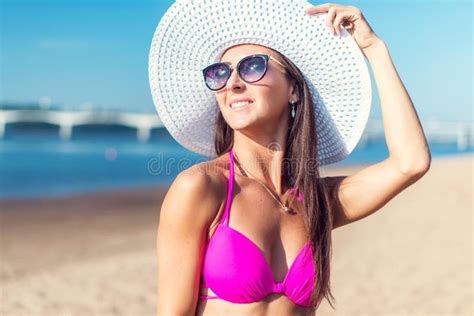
[231,101,252,108]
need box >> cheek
[215,96,226,110]
[260,71,289,100]
[258,83,289,112]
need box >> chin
[228,118,258,131]
[230,122,251,131]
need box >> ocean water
[0,128,471,199]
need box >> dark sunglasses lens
[239,56,266,82]
[204,64,230,90]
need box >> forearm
[363,38,431,174]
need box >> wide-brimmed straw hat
[148,0,372,166]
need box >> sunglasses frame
[202,54,286,91]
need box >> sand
[0,154,472,316]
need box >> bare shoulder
[156,154,230,313]
[160,154,229,229]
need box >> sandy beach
[1,154,472,316]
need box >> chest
[206,180,308,279]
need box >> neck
[232,128,289,195]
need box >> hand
[305,3,381,53]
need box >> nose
[226,69,245,91]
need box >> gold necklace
[232,151,293,214]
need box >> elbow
[396,151,432,177]
[398,157,431,177]
[413,161,431,177]
[400,142,432,176]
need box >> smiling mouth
[230,101,254,109]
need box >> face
[212,44,298,132]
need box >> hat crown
[149,0,372,165]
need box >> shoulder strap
[288,186,303,201]
[219,150,234,226]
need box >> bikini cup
[198,150,315,307]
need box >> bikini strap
[219,150,234,226]
[288,187,303,201]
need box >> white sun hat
[148,0,372,166]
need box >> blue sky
[1,0,472,122]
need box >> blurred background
[0,0,472,315]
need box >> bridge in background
[0,109,163,142]
[0,109,472,150]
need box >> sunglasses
[202,54,286,91]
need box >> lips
[230,101,254,111]
[228,97,254,108]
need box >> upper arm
[156,166,223,315]
[325,158,430,230]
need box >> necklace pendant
[283,205,290,213]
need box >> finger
[341,19,353,29]
[333,12,347,36]
[342,23,353,31]
[326,7,337,35]
[305,3,344,15]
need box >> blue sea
[0,127,472,200]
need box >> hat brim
[149,0,372,166]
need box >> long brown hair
[213,46,336,310]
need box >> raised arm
[306,4,431,230]
[156,165,224,315]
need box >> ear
[288,80,299,103]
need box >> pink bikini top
[198,150,315,307]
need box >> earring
[290,100,297,119]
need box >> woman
[150,1,431,315]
